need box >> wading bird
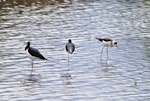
[25,41,47,75]
[96,38,118,63]
[65,39,75,69]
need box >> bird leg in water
[31,60,33,75]
[106,46,109,65]
[100,46,105,62]
[68,53,70,70]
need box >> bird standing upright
[96,38,118,64]
[65,39,75,69]
[25,41,47,75]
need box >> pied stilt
[65,39,75,69]
[96,38,118,63]
[25,41,47,75]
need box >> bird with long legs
[96,38,118,64]
[65,39,75,70]
[25,41,47,75]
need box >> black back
[28,47,47,60]
[96,38,112,42]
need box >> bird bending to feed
[65,39,75,69]
[25,41,47,75]
[96,38,118,63]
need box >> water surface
[0,0,150,100]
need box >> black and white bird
[25,41,47,75]
[65,39,75,69]
[96,38,118,63]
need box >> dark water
[0,0,150,100]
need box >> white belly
[102,41,112,47]
[25,49,39,60]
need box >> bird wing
[71,44,75,54]
[66,43,75,54]
[96,38,112,42]
[65,44,69,52]
[29,47,47,60]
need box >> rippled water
[0,0,150,100]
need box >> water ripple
[0,0,150,101]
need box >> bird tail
[96,38,102,42]
[44,58,48,60]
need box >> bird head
[25,41,30,50]
[68,39,72,43]
[25,41,30,46]
[113,41,118,49]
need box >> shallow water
[0,0,150,100]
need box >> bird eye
[114,42,117,44]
